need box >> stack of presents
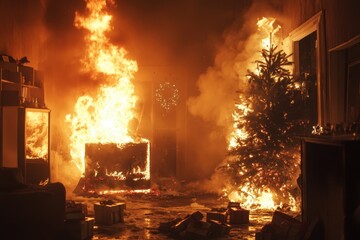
[64,201,94,240]
[64,200,126,240]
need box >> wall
[0,0,46,68]
[282,0,360,123]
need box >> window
[286,11,326,125]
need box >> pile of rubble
[255,211,304,240]
[158,202,250,239]
[158,210,230,239]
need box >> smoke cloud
[185,0,287,181]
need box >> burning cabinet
[1,107,50,185]
[0,61,50,185]
[300,136,360,240]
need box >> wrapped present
[227,202,241,209]
[185,221,212,239]
[65,217,94,240]
[66,201,88,215]
[206,211,227,224]
[229,207,249,224]
[208,219,231,237]
[94,201,126,225]
[65,201,88,221]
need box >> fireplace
[83,140,150,193]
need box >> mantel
[299,134,360,145]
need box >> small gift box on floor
[65,217,94,240]
[94,200,126,225]
[206,211,227,224]
[65,200,88,221]
[228,207,250,224]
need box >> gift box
[65,217,94,240]
[227,202,241,209]
[229,207,249,224]
[65,201,88,221]
[208,219,231,237]
[206,211,227,224]
[94,202,126,225]
[66,201,88,215]
[185,221,212,239]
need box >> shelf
[1,65,45,107]
[1,79,18,84]
[299,134,360,144]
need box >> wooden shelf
[1,63,45,108]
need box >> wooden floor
[69,193,274,240]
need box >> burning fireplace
[65,0,152,194]
[84,140,150,193]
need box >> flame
[228,95,252,150]
[25,110,49,160]
[66,0,149,184]
[228,186,276,210]
[257,17,281,49]
[226,18,299,211]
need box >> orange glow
[66,0,150,184]
[228,95,252,150]
[228,185,276,210]
[25,111,49,160]
[257,17,281,49]
[98,189,151,195]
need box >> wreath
[155,81,180,111]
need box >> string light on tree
[155,81,180,111]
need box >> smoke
[42,0,90,186]
[188,1,284,129]
[185,0,286,181]
[0,0,46,67]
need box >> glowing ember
[25,110,49,160]
[66,0,150,187]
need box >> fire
[66,0,149,184]
[228,185,276,210]
[25,110,49,160]
[257,17,281,49]
[225,17,300,211]
[228,95,252,150]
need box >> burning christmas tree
[221,18,307,211]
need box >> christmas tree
[221,42,307,208]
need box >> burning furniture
[0,58,50,185]
[84,140,150,193]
